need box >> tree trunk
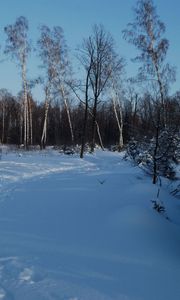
[153,124,159,184]
[2,102,5,143]
[60,85,74,145]
[80,102,88,158]
[90,95,98,153]
[80,69,90,158]
[154,62,166,128]
[20,102,23,145]
[112,94,123,151]
[26,98,29,146]
[22,60,28,149]
[95,120,104,150]
[41,87,50,149]
[28,97,33,145]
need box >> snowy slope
[0,149,180,300]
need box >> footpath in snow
[0,148,180,300]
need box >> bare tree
[80,24,122,152]
[123,0,176,183]
[68,75,104,158]
[4,16,31,149]
[38,26,74,146]
[80,65,91,158]
[110,60,125,151]
[53,27,74,145]
[123,0,175,128]
[37,25,57,148]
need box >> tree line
[0,0,180,180]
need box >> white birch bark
[60,84,74,144]
[41,86,50,148]
[2,101,5,143]
[111,80,124,150]
[22,58,28,149]
[112,94,124,150]
[28,96,33,145]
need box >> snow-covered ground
[0,148,180,300]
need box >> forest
[0,0,180,181]
[0,2,180,298]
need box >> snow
[0,148,180,300]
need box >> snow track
[0,149,180,299]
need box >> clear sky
[0,0,179,101]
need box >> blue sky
[0,0,179,100]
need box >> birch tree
[123,0,175,127]
[123,0,176,183]
[110,58,125,151]
[4,16,31,149]
[51,27,74,145]
[38,25,74,147]
[37,25,55,149]
[111,82,124,151]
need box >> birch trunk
[19,100,23,145]
[112,95,124,151]
[28,96,33,145]
[95,120,104,150]
[22,59,28,149]
[2,102,5,143]
[41,87,50,149]
[60,85,74,144]
[111,77,124,151]
[88,107,104,151]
